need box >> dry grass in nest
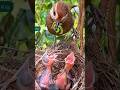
[35,41,85,90]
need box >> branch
[77,0,85,56]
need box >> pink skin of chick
[38,54,57,89]
[55,52,75,90]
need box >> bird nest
[35,41,85,90]
[0,41,119,90]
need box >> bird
[55,71,68,90]
[16,61,34,90]
[36,53,57,89]
[46,1,74,35]
[55,52,75,90]
[42,53,57,68]
[64,52,75,73]
[37,68,52,89]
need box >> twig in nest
[35,51,47,66]
[35,49,64,66]
[71,68,85,90]
[35,80,41,90]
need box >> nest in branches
[35,41,85,90]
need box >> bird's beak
[56,22,60,27]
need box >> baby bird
[55,52,75,90]
[37,68,52,89]
[36,53,57,89]
[55,72,68,90]
[46,1,73,35]
[64,52,75,73]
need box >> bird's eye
[53,11,56,16]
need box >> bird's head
[50,1,69,23]
[42,52,57,68]
[64,52,75,73]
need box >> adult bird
[46,1,74,36]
